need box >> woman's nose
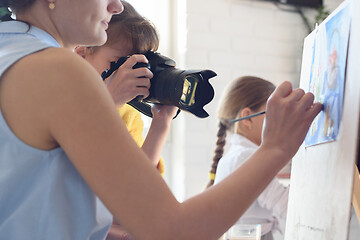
[108,0,124,14]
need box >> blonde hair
[206,76,276,188]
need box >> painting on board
[305,5,351,147]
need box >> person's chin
[90,33,107,46]
[98,34,108,46]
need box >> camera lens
[180,74,199,107]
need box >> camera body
[101,51,216,118]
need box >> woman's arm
[0,48,321,240]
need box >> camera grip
[131,62,151,101]
[101,56,129,80]
[101,57,150,80]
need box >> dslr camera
[101,51,216,118]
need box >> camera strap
[127,100,181,120]
[127,99,153,118]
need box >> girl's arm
[118,105,166,173]
[1,48,321,240]
[141,104,178,165]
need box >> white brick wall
[157,1,341,238]
[181,0,344,201]
[134,0,344,238]
[152,0,345,238]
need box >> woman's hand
[261,81,322,161]
[105,54,153,106]
[106,224,134,240]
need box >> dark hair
[0,0,35,22]
[88,0,159,54]
[206,76,276,188]
[3,0,35,12]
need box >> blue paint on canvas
[305,6,350,147]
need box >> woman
[0,1,322,239]
[207,76,288,240]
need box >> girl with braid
[208,76,289,240]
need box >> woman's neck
[15,5,67,48]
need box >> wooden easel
[352,164,360,223]
[285,0,360,238]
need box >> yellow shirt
[118,104,165,175]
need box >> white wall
[168,1,343,239]
[129,0,344,200]
[129,0,343,200]
[126,0,343,238]
[182,0,322,199]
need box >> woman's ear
[74,46,88,59]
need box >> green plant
[298,4,331,34]
[315,5,331,25]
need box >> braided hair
[206,76,276,188]
[206,121,228,188]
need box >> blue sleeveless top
[0,21,112,240]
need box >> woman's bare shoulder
[7,47,108,102]
[0,47,111,149]
[22,47,99,83]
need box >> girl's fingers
[135,77,151,89]
[133,68,153,79]
[120,55,153,78]
[134,87,150,99]
[121,54,148,69]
